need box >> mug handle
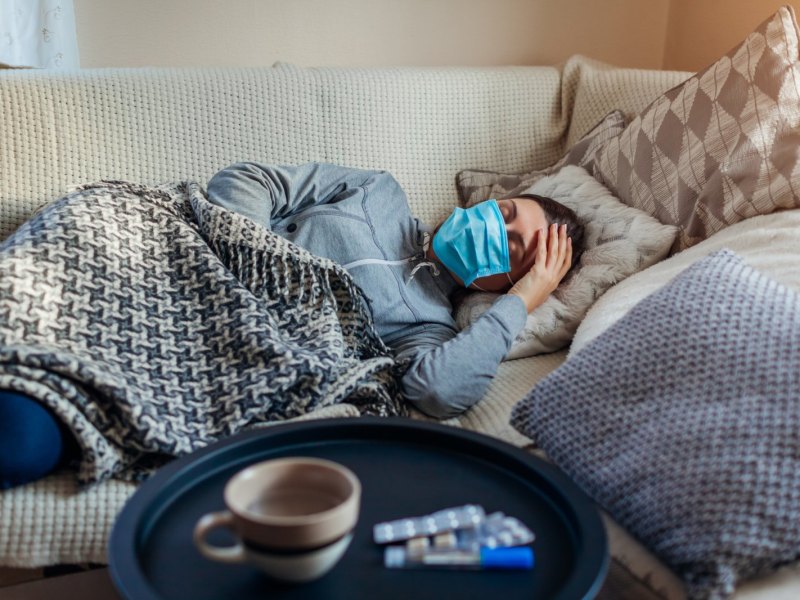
[193,510,247,564]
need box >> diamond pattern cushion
[456,110,627,208]
[594,6,800,252]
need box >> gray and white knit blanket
[0,181,405,485]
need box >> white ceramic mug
[193,457,361,582]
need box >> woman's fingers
[546,223,558,269]
[532,224,572,281]
[535,226,547,270]
[558,224,568,265]
[559,237,573,279]
[551,225,567,282]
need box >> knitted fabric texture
[0,181,404,485]
[511,249,800,600]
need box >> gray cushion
[511,249,800,599]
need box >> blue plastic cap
[479,547,535,570]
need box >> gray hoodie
[207,162,527,418]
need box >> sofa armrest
[562,55,693,148]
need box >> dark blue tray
[109,417,608,599]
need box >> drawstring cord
[406,231,439,283]
[407,259,439,283]
[340,230,440,284]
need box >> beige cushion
[734,563,800,599]
[561,55,692,148]
[572,208,800,356]
[594,7,800,252]
[455,109,628,207]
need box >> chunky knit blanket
[0,181,405,485]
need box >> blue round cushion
[0,391,67,489]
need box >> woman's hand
[508,223,572,313]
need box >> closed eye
[508,231,525,260]
[499,202,512,224]
[501,200,517,223]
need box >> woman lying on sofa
[0,162,583,489]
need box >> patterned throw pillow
[594,6,800,252]
[456,109,627,208]
[453,166,676,359]
[511,249,800,599]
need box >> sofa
[1,49,799,599]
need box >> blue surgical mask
[433,200,510,288]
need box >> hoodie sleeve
[389,294,528,419]
[206,161,384,229]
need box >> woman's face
[470,197,548,292]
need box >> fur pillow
[453,166,677,359]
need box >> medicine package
[373,504,535,549]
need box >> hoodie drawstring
[341,231,439,284]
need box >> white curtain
[0,0,80,68]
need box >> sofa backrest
[560,55,692,148]
[0,64,568,239]
[0,57,692,241]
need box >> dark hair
[511,193,585,271]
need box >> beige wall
[663,1,800,71]
[72,1,797,72]
[73,0,671,69]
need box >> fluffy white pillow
[454,165,677,359]
[570,208,800,357]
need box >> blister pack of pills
[373,505,485,544]
[480,512,535,548]
[373,505,535,548]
